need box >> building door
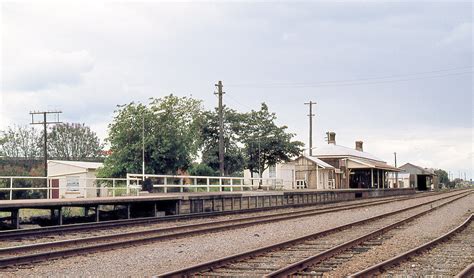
[52,179,60,199]
[417,175,428,191]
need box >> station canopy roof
[347,158,401,172]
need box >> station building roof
[312,143,385,163]
[48,160,103,170]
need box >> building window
[66,176,80,192]
[269,165,276,178]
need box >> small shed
[48,160,103,198]
[398,163,439,190]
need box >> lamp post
[142,109,165,181]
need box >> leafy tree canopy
[200,107,246,176]
[0,125,41,159]
[98,94,204,178]
[241,103,304,177]
[48,123,103,160]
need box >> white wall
[48,161,101,198]
[243,163,296,190]
[387,172,411,188]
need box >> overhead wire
[226,66,473,88]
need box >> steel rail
[456,263,474,278]
[0,192,426,239]
[0,193,434,257]
[265,194,470,277]
[0,191,465,269]
[157,191,471,277]
[349,213,473,277]
[0,191,437,240]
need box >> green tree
[200,108,246,176]
[98,95,203,178]
[241,103,304,178]
[434,169,449,185]
[188,162,218,176]
[0,125,41,159]
[47,123,103,160]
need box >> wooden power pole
[30,111,62,177]
[304,101,316,156]
[215,81,225,176]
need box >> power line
[227,66,473,88]
[30,110,63,178]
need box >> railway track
[0,191,466,269]
[158,191,471,277]
[0,191,443,242]
[0,192,433,240]
[350,213,473,278]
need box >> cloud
[3,49,94,91]
[440,22,472,48]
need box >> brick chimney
[326,132,336,145]
[355,141,363,152]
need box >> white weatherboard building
[243,155,335,190]
[47,160,104,199]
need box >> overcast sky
[1,1,472,179]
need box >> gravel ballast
[1,190,471,277]
[325,193,474,277]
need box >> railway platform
[0,188,414,229]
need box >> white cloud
[4,49,94,91]
[0,2,472,179]
[440,22,472,48]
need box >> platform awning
[347,158,401,172]
[302,155,335,169]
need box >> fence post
[9,177,13,200]
[230,179,233,192]
[219,178,222,192]
[207,178,210,192]
[112,179,116,197]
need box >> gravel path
[0,190,469,277]
[324,193,474,277]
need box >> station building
[312,132,400,189]
[244,132,400,190]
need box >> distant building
[48,160,104,198]
[398,163,439,190]
[312,132,400,189]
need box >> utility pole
[394,152,398,188]
[304,101,316,156]
[215,81,225,176]
[30,111,62,177]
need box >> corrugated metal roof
[48,160,103,170]
[301,155,335,169]
[313,144,385,163]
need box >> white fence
[0,176,141,200]
[0,174,284,200]
[127,173,284,193]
